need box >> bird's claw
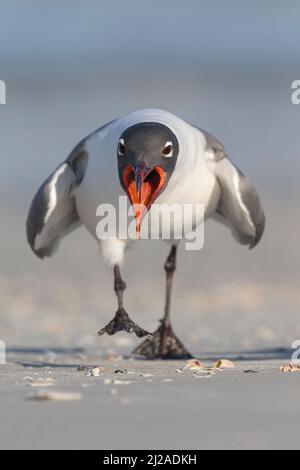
[132,323,193,359]
[98,308,151,338]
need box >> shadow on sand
[6,346,293,368]
[7,347,85,369]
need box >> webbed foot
[98,308,151,338]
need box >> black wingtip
[249,212,266,250]
[34,249,45,260]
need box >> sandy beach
[0,348,299,450]
[0,0,299,450]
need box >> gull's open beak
[122,161,166,236]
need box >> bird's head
[117,122,179,234]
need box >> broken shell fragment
[29,377,55,388]
[182,360,205,371]
[104,379,132,385]
[280,363,300,373]
[30,381,54,388]
[86,367,108,377]
[90,368,102,377]
[192,373,213,379]
[28,391,82,402]
[213,359,235,369]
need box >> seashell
[182,359,205,371]
[280,363,300,373]
[213,359,235,369]
[28,391,82,401]
[104,379,132,385]
[86,367,108,377]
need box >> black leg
[160,245,177,355]
[98,265,150,338]
[132,245,192,359]
[114,265,126,310]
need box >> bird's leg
[160,245,178,355]
[132,246,192,359]
[114,265,126,311]
[98,265,151,338]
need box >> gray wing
[26,142,88,259]
[200,128,265,249]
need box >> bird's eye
[118,139,125,156]
[162,142,173,158]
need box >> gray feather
[26,121,115,259]
[201,129,227,162]
[196,126,265,248]
[26,140,89,259]
[26,164,79,258]
[238,176,265,248]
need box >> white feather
[44,164,69,224]
[101,239,126,267]
[233,169,255,231]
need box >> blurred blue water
[0,0,300,63]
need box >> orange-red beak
[122,162,166,236]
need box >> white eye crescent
[118,139,125,156]
[162,141,173,158]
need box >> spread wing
[200,129,265,248]
[26,142,88,258]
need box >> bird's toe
[132,324,193,359]
[98,308,151,338]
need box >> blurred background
[0,0,299,353]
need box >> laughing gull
[26,108,265,359]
